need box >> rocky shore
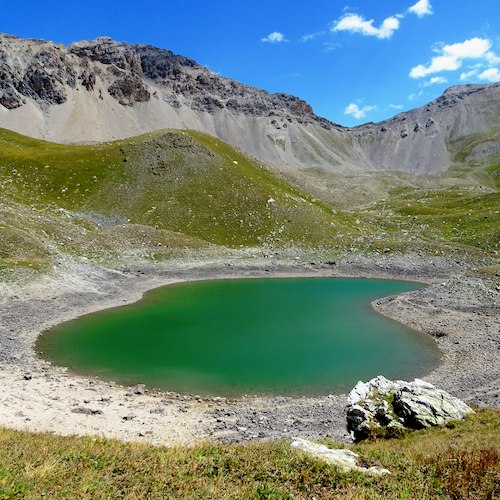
[0,253,498,446]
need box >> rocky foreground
[0,253,498,446]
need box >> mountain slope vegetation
[0,128,366,268]
[1,127,499,271]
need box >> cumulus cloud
[410,55,460,78]
[344,103,376,119]
[410,37,493,78]
[478,68,500,82]
[443,38,491,58]
[332,14,400,40]
[261,32,287,43]
[408,0,432,17]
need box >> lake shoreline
[0,253,498,446]
[37,277,437,398]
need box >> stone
[393,386,473,429]
[346,376,474,441]
[134,384,147,395]
[71,407,103,415]
[291,438,390,476]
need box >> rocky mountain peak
[0,33,326,123]
[0,33,498,174]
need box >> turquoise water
[37,278,440,396]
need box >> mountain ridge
[0,33,499,174]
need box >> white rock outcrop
[291,438,390,475]
[346,376,474,441]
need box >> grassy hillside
[1,127,499,270]
[361,185,500,254]
[0,128,365,268]
[0,408,497,498]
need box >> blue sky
[1,0,499,126]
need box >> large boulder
[346,376,474,441]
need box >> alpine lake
[37,278,441,397]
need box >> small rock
[149,407,164,414]
[211,396,226,403]
[291,438,390,475]
[134,384,147,395]
[71,407,103,415]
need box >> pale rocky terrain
[1,33,499,174]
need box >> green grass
[0,408,497,498]
[485,160,500,189]
[0,128,363,257]
[447,127,500,188]
[0,197,211,268]
[1,127,499,270]
[361,185,500,254]
[449,127,500,164]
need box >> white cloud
[261,32,287,43]
[442,38,491,59]
[410,55,460,78]
[485,51,500,65]
[344,103,376,119]
[408,90,424,101]
[430,76,447,84]
[460,69,478,81]
[422,76,448,86]
[301,31,326,42]
[332,14,400,40]
[389,104,404,109]
[408,0,433,17]
[332,1,433,42]
[410,37,494,78]
[478,68,500,82]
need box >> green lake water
[37,278,440,396]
